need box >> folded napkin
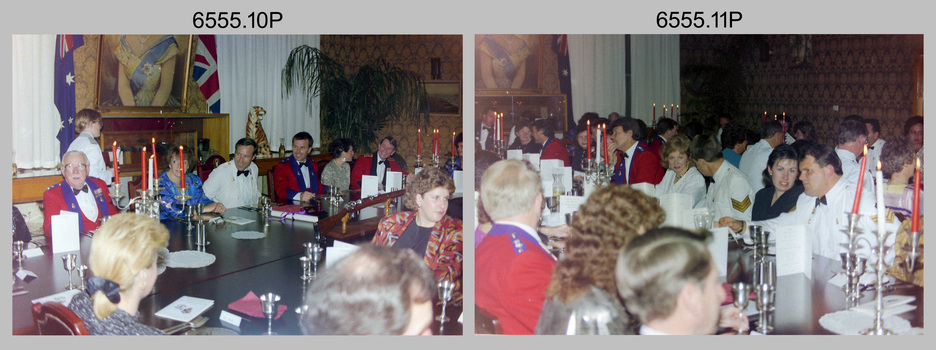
[270,205,319,223]
[227,291,288,319]
[720,283,756,306]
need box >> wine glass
[259,292,281,335]
[546,196,559,213]
[730,282,750,335]
[13,241,25,262]
[62,254,79,290]
[77,265,89,291]
[299,256,313,280]
[436,279,455,322]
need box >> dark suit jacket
[350,153,404,191]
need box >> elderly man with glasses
[42,150,118,249]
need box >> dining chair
[474,305,503,334]
[31,302,90,335]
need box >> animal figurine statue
[246,106,272,157]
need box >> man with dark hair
[351,136,406,191]
[720,123,750,168]
[532,118,570,167]
[616,227,748,335]
[648,117,678,156]
[792,121,815,141]
[476,106,498,151]
[204,137,261,208]
[739,120,784,193]
[835,119,871,193]
[719,143,897,261]
[299,245,435,335]
[690,135,753,221]
[716,114,732,144]
[272,132,323,202]
[608,112,621,122]
[864,118,886,181]
[609,117,664,185]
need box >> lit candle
[151,138,157,180]
[676,104,680,123]
[417,129,421,156]
[912,158,921,233]
[149,155,155,191]
[452,131,456,157]
[112,141,119,185]
[653,103,656,124]
[875,161,886,238]
[586,120,592,160]
[141,147,147,192]
[851,145,868,214]
[595,124,601,166]
[670,104,674,118]
[179,146,185,190]
[764,111,767,122]
[603,124,609,165]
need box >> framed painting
[95,35,193,113]
[424,80,461,117]
[474,34,545,93]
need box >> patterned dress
[67,291,164,335]
[320,159,351,191]
[158,172,215,220]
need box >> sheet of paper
[361,175,379,197]
[630,182,656,198]
[563,167,573,195]
[522,153,540,171]
[707,227,730,277]
[23,248,44,258]
[541,212,565,227]
[452,170,463,194]
[539,159,563,180]
[155,296,215,323]
[324,240,361,268]
[32,289,81,306]
[559,195,586,216]
[51,211,80,253]
[657,192,692,230]
[774,224,811,279]
[219,310,242,328]
[224,216,256,225]
[386,171,403,191]
[506,149,522,160]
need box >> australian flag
[553,34,575,131]
[55,34,84,158]
[193,35,220,113]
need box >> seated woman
[569,125,593,173]
[443,133,464,177]
[507,119,541,154]
[372,167,463,302]
[655,135,706,208]
[752,144,804,221]
[881,136,924,220]
[158,146,225,220]
[535,185,665,335]
[67,213,169,335]
[320,138,355,194]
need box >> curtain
[567,35,628,125]
[217,35,321,154]
[630,35,681,124]
[12,35,61,169]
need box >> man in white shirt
[864,118,886,183]
[739,120,784,193]
[616,227,748,335]
[719,143,897,261]
[476,106,497,151]
[835,119,872,194]
[691,135,753,221]
[204,138,261,208]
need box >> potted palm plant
[281,45,429,154]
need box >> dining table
[12,190,463,335]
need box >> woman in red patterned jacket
[372,167,463,303]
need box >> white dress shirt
[75,188,98,222]
[622,142,638,184]
[866,138,886,182]
[656,167,706,209]
[738,139,773,193]
[784,132,795,145]
[835,147,873,197]
[706,162,753,221]
[67,132,112,185]
[203,161,260,208]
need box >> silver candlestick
[860,227,896,335]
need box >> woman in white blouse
[67,109,113,185]
[655,134,706,208]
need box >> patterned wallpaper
[681,34,923,145]
[321,35,463,167]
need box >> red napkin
[720,283,756,306]
[272,205,303,213]
[227,291,288,319]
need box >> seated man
[647,117,678,157]
[739,120,784,193]
[351,136,405,191]
[476,159,556,335]
[836,118,872,193]
[720,123,750,169]
[299,245,435,335]
[616,227,748,335]
[272,132,323,202]
[203,137,261,208]
[43,150,118,248]
[691,134,753,221]
[609,117,664,185]
[532,118,570,167]
[719,143,898,261]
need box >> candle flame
[863,144,868,156]
[917,157,921,170]
[113,141,117,146]
[877,160,882,171]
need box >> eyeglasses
[63,163,88,172]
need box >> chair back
[475,305,503,334]
[126,176,145,211]
[32,302,90,335]
[266,169,278,203]
[199,155,227,182]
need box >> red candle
[452,131,456,157]
[603,124,609,165]
[586,120,592,160]
[764,111,767,122]
[417,129,421,156]
[151,138,157,180]
[912,158,921,233]
[670,104,674,118]
[653,103,656,123]
[179,146,185,189]
[141,147,147,192]
[851,145,868,214]
[112,141,119,185]
[676,105,680,123]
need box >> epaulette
[636,144,646,152]
[731,195,752,212]
[279,157,291,163]
[46,182,63,192]
[509,232,528,255]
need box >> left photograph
[11,34,464,335]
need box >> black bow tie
[299,162,308,168]
[237,169,250,177]
[815,195,828,207]
[869,146,875,150]
[378,159,387,166]
[73,185,89,196]
[704,176,715,190]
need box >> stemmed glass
[62,254,79,290]
[77,265,89,291]
[436,279,455,334]
[13,241,25,264]
[259,292,280,335]
[755,283,775,333]
[730,282,750,335]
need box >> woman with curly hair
[656,134,706,208]
[320,138,355,194]
[535,185,665,334]
[881,136,924,220]
[372,166,463,303]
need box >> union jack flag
[55,34,84,158]
[193,35,220,113]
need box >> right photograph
[473,34,924,335]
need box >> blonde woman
[67,213,169,335]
